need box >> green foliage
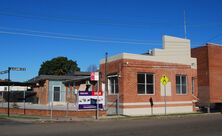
[38,57,80,75]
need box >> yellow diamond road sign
[161,75,169,86]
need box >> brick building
[100,35,198,116]
[191,43,222,110]
[28,72,90,105]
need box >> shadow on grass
[0,114,40,119]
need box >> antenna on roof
[184,10,187,39]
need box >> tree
[86,64,98,72]
[38,56,80,75]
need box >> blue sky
[0,0,222,81]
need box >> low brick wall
[0,108,106,118]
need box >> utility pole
[105,52,108,110]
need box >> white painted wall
[100,35,197,69]
[0,86,29,91]
[107,107,124,115]
[160,82,172,96]
[123,106,193,116]
[107,101,194,116]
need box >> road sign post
[160,75,169,115]
[8,67,26,117]
[164,85,166,115]
[91,72,100,120]
[7,68,10,117]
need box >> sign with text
[90,72,99,81]
[77,91,104,110]
[10,67,26,71]
[0,70,8,74]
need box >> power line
[0,26,156,43]
[0,11,181,28]
[205,32,222,44]
[0,29,201,46]
[0,30,162,45]
[1,10,222,29]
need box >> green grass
[0,114,40,119]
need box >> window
[4,87,7,91]
[192,77,195,95]
[108,75,118,94]
[137,73,154,94]
[53,86,60,102]
[176,75,187,94]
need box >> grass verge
[0,114,40,119]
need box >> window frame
[53,85,61,102]
[176,75,188,95]
[108,75,119,95]
[137,73,155,95]
[192,77,195,95]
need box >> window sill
[108,94,119,96]
[137,94,155,96]
[176,93,188,96]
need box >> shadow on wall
[2,91,38,103]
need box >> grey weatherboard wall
[48,80,66,103]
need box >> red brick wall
[65,85,76,103]
[192,44,222,106]
[100,59,124,104]
[207,44,222,103]
[0,108,106,118]
[191,46,210,106]
[100,59,197,106]
[33,80,49,105]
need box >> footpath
[0,112,221,124]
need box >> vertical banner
[90,72,99,81]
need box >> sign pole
[51,89,53,120]
[161,75,169,116]
[23,89,26,115]
[0,67,26,117]
[7,67,10,117]
[164,85,166,115]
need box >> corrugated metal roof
[27,72,90,83]
[64,76,90,84]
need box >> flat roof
[0,81,34,86]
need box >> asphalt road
[1,114,222,136]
